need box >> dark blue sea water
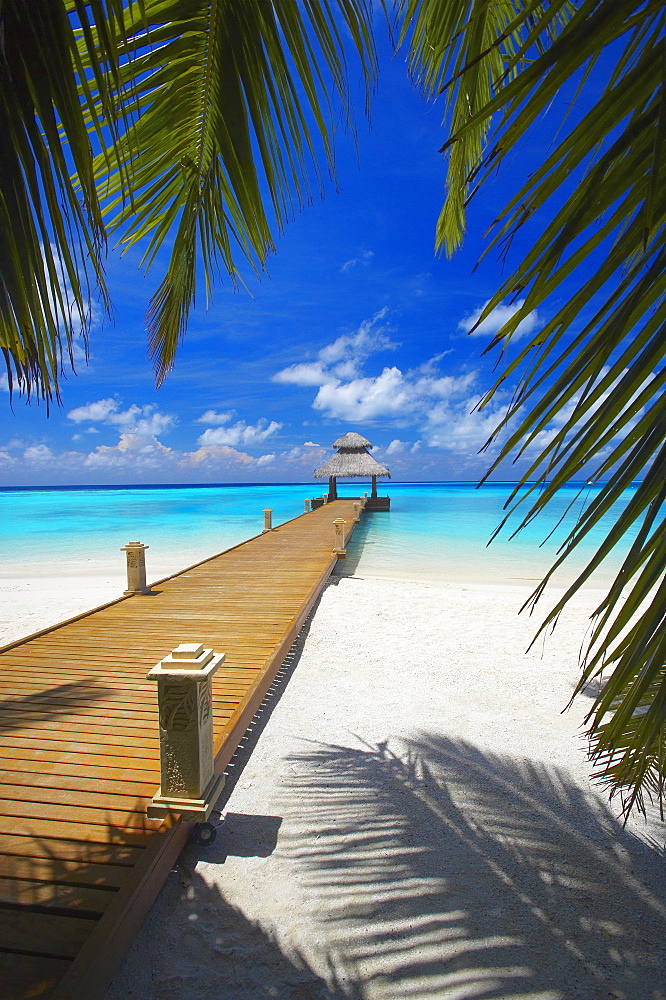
[0,481,637,586]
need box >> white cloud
[425,396,510,454]
[23,444,55,463]
[0,374,10,393]
[273,310,485,432]
[197,418,282,449]
[458,300,539,340]
[84,433,174,470]
[385,439,421,456]
[5,426,328,482]
[340,250,374,272]
[180,444,255,468]
[273,362,334,387]
[114,406,176,437]
[303,441,321,447]
[274,308,397,387]
[67,398,177,437]
[196,410,234,426]
[313,368,476,422]
[68,398,118,423]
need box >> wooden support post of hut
[314,433,391,512]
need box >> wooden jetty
[0,499,362,1000]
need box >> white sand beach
[3,567,664,999]
[0,576,125,648]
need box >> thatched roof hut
[314,432,390,499]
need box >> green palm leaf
[1,0,375,395]
[0,0,134,403]
[84,0,376,384]
[401,0,666,814]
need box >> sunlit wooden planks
[0,499,360,1000]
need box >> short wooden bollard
[304,498,311,513]
[333,517,347,558]
[121,540,151,596]
[263,508,273,532]
[353,502,361,523]
[147,643,225,821]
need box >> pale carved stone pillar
[121,541,151,596]
[333,517,347,558]
[263,508,273,532]
[147,643,225,822]
[304,498,311,513]
[352,502,361,524]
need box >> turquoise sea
[0,481,637,588]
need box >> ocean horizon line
[0,479,641,493]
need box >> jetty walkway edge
[0,498,364,1000]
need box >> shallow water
[0,481,637,587]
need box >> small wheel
[193,822,217,845]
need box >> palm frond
[402,0,666,813]
[85,0,377,384]
[398,0,575,255]
[0,0,131,402]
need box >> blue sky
[1,33,562,488]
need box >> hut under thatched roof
[314,432,390,500]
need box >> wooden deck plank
[0,798,155,828]
[0,816,158,844]
[0,855,132,888]
[0,784,152,811]
[0,877,116,914]
[0,758,159,785]
[0,748,161,771]
[0,953,71,1000]
[0,768,157,793]
[0,907,97,958]
[0,499,362,1000]
[0,837,141,864]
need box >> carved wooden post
[352,502,361,524]
[263,508,273,532]
[121,541,151,596]
[147,642,225,822]
[333,518,347,558]
[304,498,311,513]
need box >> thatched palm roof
[332,432,373,449]
[314,431,390,479]
[314,451,390,478]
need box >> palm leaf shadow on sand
[108,735,666,1000]
[279,735,666,1000]
[105,864,359,1000]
